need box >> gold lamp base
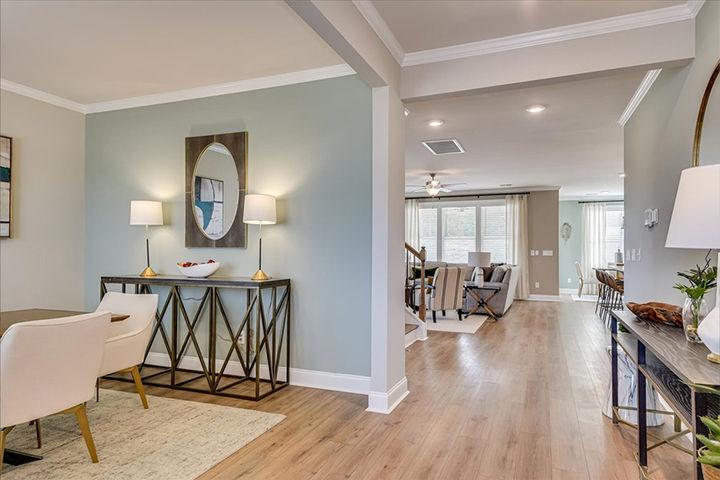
[140,266,157,277]
[708,353,720,364]
[251,269,269,281]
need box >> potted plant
[692,385,720,480]
[674,254,717,343]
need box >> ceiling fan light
[426,185,441,196]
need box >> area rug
[426,313,487,333]
[571,294,597,303]
[2,389,285,480]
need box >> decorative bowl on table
[176,260,220,278]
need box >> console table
[611,309,720,480]
[100,275,291,401]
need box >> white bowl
[176,262,220,278]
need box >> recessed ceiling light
[525,105,547,113]
[500,184,512,187]
[404,107,409,117]
[618,172,626,178]
[428,119,444,127]
[600,190,609,195]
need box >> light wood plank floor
[104,300,693,479]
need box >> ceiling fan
[406,173,466,197]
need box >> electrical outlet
[568,278,572,284]
[535,281,540,289]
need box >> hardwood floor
[103,300,693,479]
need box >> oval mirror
[192,143,240,240]
[698,65,720,165]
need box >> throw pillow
[489,266,507,283]
[471,267,485,287]
[411,266,438,279]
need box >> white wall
[0,90,85,310]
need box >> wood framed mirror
[185,131,247,247]
[692,60,720,167]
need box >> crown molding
[352,0,405,65]
[402,2,703,67]
[2,64,355,115]
[84,64,356,113]
[0,78,86,113]
[618,68,662,126]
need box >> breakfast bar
[100,275,291,401]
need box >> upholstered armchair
[96,292,158,409]
[0,312,111,469]
[421,266,467,322]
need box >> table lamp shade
[468,252,491,267]
[243,194,276,225]
[130,201,163,226]
[665,164,720,249]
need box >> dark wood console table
[100,275,291,401]
[611,309,720,480]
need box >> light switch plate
[542,250,553,256]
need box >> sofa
[409,261,518,317]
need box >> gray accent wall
[0,90,86,311]
[84,76,373,376]
[624,0,719,308]
[558,201,582,290]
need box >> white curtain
[405,199,420,249]
[506,194,529,300]
[581,203,607,294]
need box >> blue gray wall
[624,0,719,307]
[84,75,373,376]
[558,201,582,290]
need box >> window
[442,207,476,262]
[418,200,506,263]
[605,205,624,264]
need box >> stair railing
[405,242,427,322]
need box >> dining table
[0,308,128,467]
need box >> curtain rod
[406,192,531,201]
[577,200,624,204]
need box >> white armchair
[96,292,158,409]
[0,312,111,469]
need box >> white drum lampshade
[243,194,277,281]
[468,252,491,267]
[243,194,276,225]
[130,201,163,226]
[129,201,163,277]
[665,164,720,363]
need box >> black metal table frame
[100,276,291,401]
[463,285,501,321]
[611,313,713,480]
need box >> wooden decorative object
[626,302,683,328]
[703,464,720,480]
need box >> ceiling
[404,70,647,200]
[0,0,342,104]
[371,0,686,52]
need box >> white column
[368,86,408,414]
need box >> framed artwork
[0,135,11,238]
[193,176,224,239]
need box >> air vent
[422,139,464,155]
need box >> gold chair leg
[73,404,98,463]
[129,365,148,409]
[1,426,15,474]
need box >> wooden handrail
[404,242,426,261]
[404,243,426,322]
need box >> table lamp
[243,194,276,281]
[468,252,491,286]
[665,164,720,362]
[130,201,163,277]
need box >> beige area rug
[3,389,284,480]
[426,313,487,334]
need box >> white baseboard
[366,377,409,414]
[144,352,371,396]
[559,288,577,295]
[525,294,565,302]
[405,325,428,348]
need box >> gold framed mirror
[692,60,720,167]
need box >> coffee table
[464,284,501,321]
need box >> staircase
[405,243,428,347]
